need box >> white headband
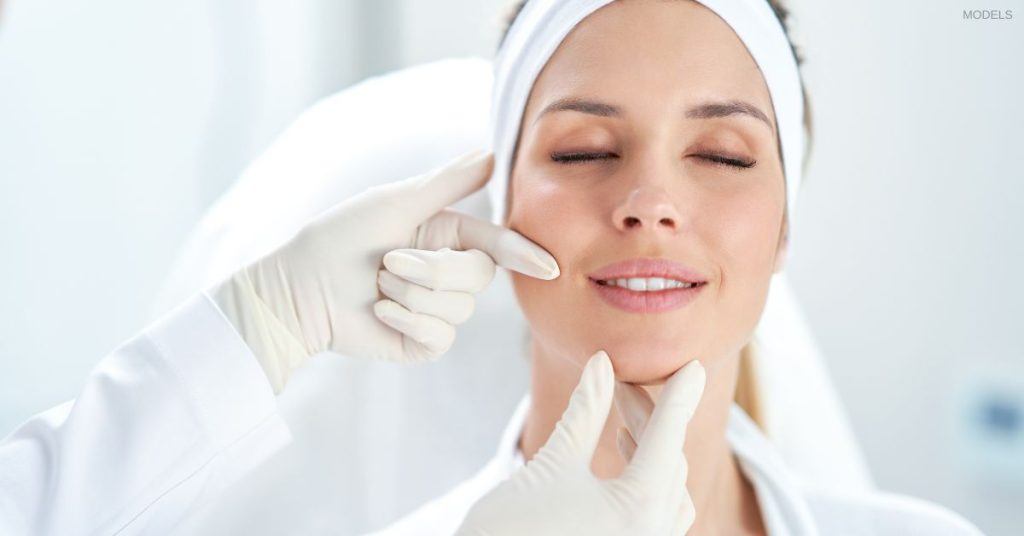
[487,0,805,229]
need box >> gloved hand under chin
[211,150,559,392]
[456,351,706,536]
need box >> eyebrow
[534,96,775,132]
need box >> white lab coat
[0,294,292,535]
[372,396,986,536]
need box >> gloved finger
[614,381,654,449]
[667,446,692,493]
[378,270,475,325]
[372,299,456,358]
[445,210,559,280]
[396,149,494,226]
[622,360,705,488]
[666,455,690,506]
[383,248,496,293]
[652,455,691,532]
[615,426,637,462]
[617,378,694,508]
[671,487,697,535]
[535,350,615,465]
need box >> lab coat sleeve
[0,292,292,535]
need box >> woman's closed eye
[695,152,757,169]
[550,151,618,164]
[549,151,756,170]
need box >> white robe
[373,396,985,536]
[0,294,291,535]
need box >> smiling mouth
[587,257,710,313]
[588,277,707,313]
[593,277,707,291]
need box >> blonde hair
[734,340,766,431]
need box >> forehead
[525,0,774,122]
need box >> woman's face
[507,0,789,383]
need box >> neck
[519,339,766,535]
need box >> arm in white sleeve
[0,293,292,536]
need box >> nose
[611,186,682,233]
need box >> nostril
[659,217,676,228]
[623,216,642,228]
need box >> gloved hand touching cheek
[212,150,559,392]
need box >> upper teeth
[601,277,697,291]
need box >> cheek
[507,168,599,261]
[715,197,782,266]
[709,188,784,333]
[506,171,603,362]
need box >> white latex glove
[456,351,707,536]
[212,150,559,392]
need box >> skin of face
[506,0,789,384]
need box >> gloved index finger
[621,359,706,488]
[452,211,559,280]
[535,350,615,464]
[614,381,655,446]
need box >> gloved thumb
[398,149,494,226]
[622,359,705,487]
[534,351,615,466]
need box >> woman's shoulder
[802,485,985,535]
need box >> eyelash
[549,151,757,170]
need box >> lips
[588,258,708,313]
[589,258,708,284]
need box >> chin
[595,336,701,385]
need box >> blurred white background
[1,0,1021,534]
